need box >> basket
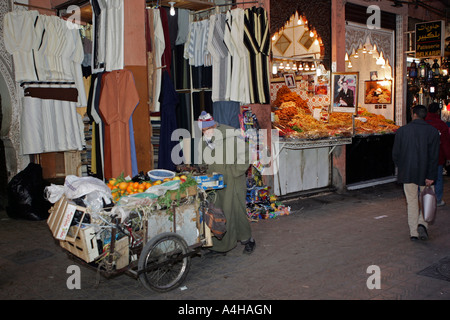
[148,169,175,181]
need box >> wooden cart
[47,186,217,292]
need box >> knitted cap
[198,111,216,129]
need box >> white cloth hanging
[105,0,124,71]
[207,13,230,102]
[20,97,84,155]
[225,8,250,105]
[3,10,40,81]
[153,8,165,112]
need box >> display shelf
[278,136,353,150]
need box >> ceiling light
[169,2,176,16]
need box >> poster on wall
[364,80,392,104]
[331,72,358,113]
[415,20,445,58]
[284,74,296,88]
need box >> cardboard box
[47,196,87,242]
[193,174,225,190]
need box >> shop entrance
[0,93,8,210]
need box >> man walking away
[392,105,440,241]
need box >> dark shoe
[418,224,429,240]
[242,239,256,254]
[410,236,419,241]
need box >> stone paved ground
[1,179,450,303]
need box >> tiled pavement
[1,178,450,301]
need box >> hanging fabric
[20,97,84,155]
[158,70,179,171]
[3,10,40,82]
[99,69,140,179]
[152,8,165,112]
[104,0,124,71]
[243,6,270,104]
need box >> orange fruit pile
[107,175,188,203]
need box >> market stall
[268,4,401,196]
[270,85,398,195]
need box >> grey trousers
[403,183,430,237]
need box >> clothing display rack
[20,81,76,87]
[13,1,56,13]
[192,1,261,15]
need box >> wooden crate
[60,225,99,263]
[115,237,129,269]
[168,185,197,200]
[47,196,87,242]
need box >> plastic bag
[44,184,64,203]
[64,175,112,205]
[421,186,437,224]
[6,163,51,221]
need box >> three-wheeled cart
[47,184,218,292]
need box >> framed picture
[284,73,296,88]
[315,84,328,96]
[331,72,359,113]
[364,80,392,104]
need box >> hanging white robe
[227,8,250,105]
[21,97,84,155]
[3,10,40,81]
[153,9,165,112]
[105,0,124,71]
[208,13,230,102]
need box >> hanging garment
[66,20,88,107]
[158,70,179,171]
[91,0,107,73]
[244,7,270,104]
[20,97,83,155]
[3,10,40,81]
[207,14,230,102]
[175,8,190,45]
[160,7,172,74]
[99,69,139,178]
[152,8,165,112]
[146,9,158,112]
[105,0,124,71]
[224,8,250,105]
[213,101,241,129]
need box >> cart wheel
[138,232,191,292]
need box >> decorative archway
[270,0,331,70]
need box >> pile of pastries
[272,86,399,139]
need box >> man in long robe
[198,111,256,254]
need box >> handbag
[203,203,227,240]
[420,186,437,224]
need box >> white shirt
[3,10,40,81]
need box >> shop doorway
[0,94,8,210]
